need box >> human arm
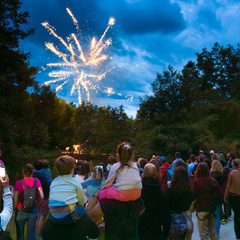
[224,172,232,200]
[38,187,44,200]
[77,182,85,206]
[0,175,13,230]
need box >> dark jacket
[139,177,170,240]
[100,198,144,240]
[191,176,223,212]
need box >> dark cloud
[100,0,186,35]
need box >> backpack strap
[21,179,29,190]
[160,167,168,170]
[21,178,37,190]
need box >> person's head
[196,162,209,178]
[78,161,91,179]
[233,159,240,168]
[175,152,181,158]
[149,159,160,173]
[211,160,223,173]
[139,158,148,169]
[143,163,157,179]
[223,166,230,176]
[210,150,215,155]
[175,160,187,169]
[92,165,103,182]
[117,142,133,167]
[98,162,107,175]
[158,156,166,165]
[189,154,196,163]
[203,158,211,170]
[171,166,191,192]
[55,155,75,175]
[34,160,43,170]
[108,155,116,165]
[211,153,219,161]
[23,164,34,177]
[42,160,49,169]
[229,151,237,160]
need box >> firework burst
[42,8,116,104]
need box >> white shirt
[49,174,84,209]
[107,161,142,191]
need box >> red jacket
[160,162,171,189]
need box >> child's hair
[42,160,49,169]
[55,155,75,175]
[78,161,91,180]
[23,164,34,177]
[92,165,103,182]
[34,160,43,170]
[117,142,133,169]
[108,155,116,164]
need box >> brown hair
[196,162,209,178]
[117,142,133,169]
[55,155,75,175]
[78,161,91,180]
[23,164,34,177]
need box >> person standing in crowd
[33,160,52,240]
[81,165,104,199]
[187,154,197,180]
[192,162,223,240]
[230,159,240,171]
[75,161,92,184]
[106,155,116,172]
[172,152,184,170]
[137,158,148,175]
[14,164,44,240]
[227,151,237,169]
[224,163,240,239]
[159,156,172,189]
[167,166,194,240]
[210,160,225,237]
[139,163,170,240]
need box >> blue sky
[21,0,240,117]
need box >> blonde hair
[211,160,222,173]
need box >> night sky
[21,0,240,117]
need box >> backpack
[20,178,37,212]
[160,167,174,181]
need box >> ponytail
[117,142,132,170]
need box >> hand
[0,174,9,188]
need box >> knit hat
[158,156,166,163]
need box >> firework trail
[42,8,117,104]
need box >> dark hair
[175,160,187,169]
[23,164,34,177]
[223,166,230,176]
[98,162,107,175]
[171,166,191,192]
[139,158,148,169]
[55,155,75,175]
[175,152,181,158]
[78,161,91,180]
[196,162,209,178]
[34,160,43,170]
[189,154,195,163]
[203,158,211,170]
[108,156,116,164]
[42,160,49,169]
[229,151,237,160]
[117,142,132,169]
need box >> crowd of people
[0,144,240,240]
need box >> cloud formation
[21,0,240,117]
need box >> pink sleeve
[36,179,42,188]
[14,180,22,192]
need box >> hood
[161,162,171,169]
